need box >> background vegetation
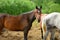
[0,0,35,15]
[0,0,60,15]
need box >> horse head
[34,6,42,22]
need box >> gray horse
[41,12,60,40]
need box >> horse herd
[0,6,60,40]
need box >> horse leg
[24,29,28,40]
[41,28,43,39]
[50,31,55,40]
[24,26,31,40]
[0,26,3,35]
[43,30,49,40]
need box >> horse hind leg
[43,30,49,40]
[50,31,55,40]
[43,24,50,40]
[0,26,4,35]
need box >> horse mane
[19,10,34,15]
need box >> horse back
[43,12,60,29]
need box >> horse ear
[40,6,42,14]
[40,6,42,9]
[36,6,38,9]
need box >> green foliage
[54,0,60,4]
[30,0,60,14]
[30,0,43,6]
[41,0,60,14]
[48,3,60,13]
[0,0,36,15]
[0,0,60,14]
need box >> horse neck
[28,12,36,24]
[18,10,36,24]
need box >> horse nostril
[38,19,40,22]
[38,17,41,22]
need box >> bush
[0,0,36,15]
[48,3,60,13]
[43,1,60,14]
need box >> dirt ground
[0,24,60,40]
[0,23,41,40]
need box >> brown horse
[0,6,42,40]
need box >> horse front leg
[41,28,43,39]
[24,30,28,40]
[24,26,31,40]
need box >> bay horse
[41,12,60,40]
[0,6,42,40]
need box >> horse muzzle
[38,19,40,23]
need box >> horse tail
[1,14,8,21]
[0,14,8,32]
[42,19,47,38]
[0,14,8,26]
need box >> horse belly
[4,19,28,31]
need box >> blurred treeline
[0,0,60,15]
